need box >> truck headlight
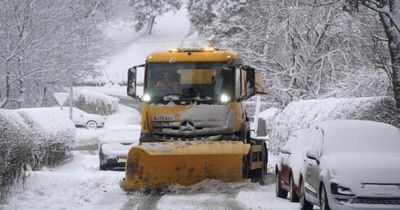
[220,94,231,103]
[142,94,151,102]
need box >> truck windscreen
[144,62,234,104]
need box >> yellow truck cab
[123,48,267,191]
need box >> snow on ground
[1,151,127,210]
[1,148,300,210]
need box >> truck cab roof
[146,49,239,63]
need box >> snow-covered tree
[188,0,389,105]
[0,0,104,108]
[345,0,400,108]
[129,0,182,33]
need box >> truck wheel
[242,155,249,179]
[250,144,267,185]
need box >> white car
[98,125,141,170]
[300,120,400,210]
[61,107,106,129]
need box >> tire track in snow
[120,195,161,210]
[137,195,162,210]
[224,194,246,210]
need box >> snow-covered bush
[72,88,119,115]
[0,110,32,203]
[16,108,75,168]
[0,108,75,203]
[269,97,400,153]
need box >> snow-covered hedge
[16,108,75,167]
[269,97,400,153]
[72,88,119,115]
[0,110,32,203]
[0,108,75,203]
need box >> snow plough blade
[120,141,250,191]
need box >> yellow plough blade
[120,141,250,191]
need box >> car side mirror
[280,147,291,155]
[306,149,320,164]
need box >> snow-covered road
[1,150,302,210]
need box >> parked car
[99,125,141,170]
[300,120,400,210]
[61,107,106,129]
[276,129,313,202]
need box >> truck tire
[250,143,267,185]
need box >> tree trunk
[40,87,47,107]
[1,66,11,108]
[16,78,24,108]
[379,10,400,109]
[146,15,156,35]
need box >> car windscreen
[323,126,400,154]
[144,62,233,104]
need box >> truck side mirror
[243,66,256,98]
[127,67,137,97]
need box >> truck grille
[352,197,400,205]
[152,120,229,136]
[153,134,222,141]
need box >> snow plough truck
[121,48,269,191]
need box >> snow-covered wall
[0,108,76,203]
[269,97,400,153]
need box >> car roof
[318,120,397,133]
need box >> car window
[74,108,85,115]
[281,135,297,153]
[309,128,323,155]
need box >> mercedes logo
[180,120,195,132]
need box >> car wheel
[86,120,98,129]
[275,172,288,198]
[320,185,331,210]
[300,179,313,210]
[99,146,106,171]
[289,174,300,202]
[100,164,108,171]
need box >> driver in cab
[155,72,182,93]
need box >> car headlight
[331,182,354,196]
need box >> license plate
[118,158,127,163]
[152,115,175,121]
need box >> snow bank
[0,108,76,203]
[73,88,119,115]
[269,96,400,153]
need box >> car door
[278,136,296,190]
[73,108,86,125]
[304,127,323,203]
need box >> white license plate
[118,158,127,163]
[152,115,175,121]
